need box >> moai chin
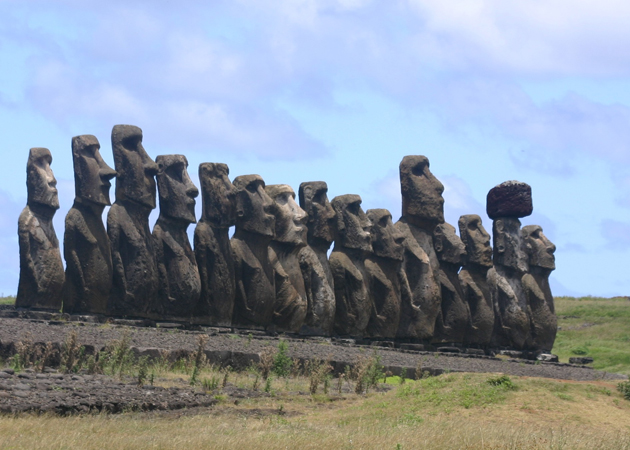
[231,174,276,330]
[107,125,159,317]
[63,135,117,314]
[330,194,373,337]
[458,214,495,347]
[297,181,336,336]
[521,225,557,352]
[153,154,201,319]
[395,155,444,340]
[194,162,236,327]
[266,184,308,333]
[17,148,64,311]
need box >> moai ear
[495,219,505,254]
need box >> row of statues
[17,125,558,352]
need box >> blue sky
[2,0,630,297]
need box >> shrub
[273,340,293,378]
[617,380,630,400]
[486,374,517,390]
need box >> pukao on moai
[458,214,494,347]
[365,209,408,339]
[521,225,557,352]
[432,222,471,344]
[107,125,159,317]
[153,155,200,319]
[231,175,276,329]
[17,148,64,311]
[486,181,532,349]
[63,135,117,314]
[330,194,372,337]
[297,181,336,336]
[266,184,308,333]
[194,163,236,326]
[395,155,444,340]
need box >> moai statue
[521,225,557,352]
[266,184,308,333]
[487,181,532,350]
[330,194,372,337]
[395,155,444,340]
[364,208,409,339]
[458,214,495,347]
[63,135,117,314]
[432,222,471,344]
[16,148,64,311]
[231,175,276,329]
[297,181,336,336]
[107,125,159,317]
[153,155,200,319]
[194,163,236,327]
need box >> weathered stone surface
[330,194,372,337]
[486,181,533,220]
[17,148,64,311]
[63,135,117,315]
[537,353,559,363]
[153,155,200,319]
[231,175,276,330]
[107,125,159,317]
[569,357,593,365]
[194,163,236,326]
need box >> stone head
[299,181,336,248]
[72,135,116,206]
[493,217,528,273]
[27,147,59,211]
[233,174,275,237]
[433,222,466,267]
[199,162,236,228]
[111,125,159,209]
[331,194,372,252]
[458,214,492,268]
[522,225,556,271]
[366,208,404,260]
[156,154,198,224]
[400,155,444,226]
[266,184,308,247]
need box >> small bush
[486,374,517,390]
[618,380,630,400]
[273,340,293,378]
[203,376,220,391]
[571,346,589,356]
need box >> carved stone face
[156,155,199,224]
[458,214,492,268]
[111,125,159,209]
[434,222,466,267]
[199,163,236,228]
[233,174,275,237]
[493,217,528,273]
[400,155,445,225]
[298,181,336,246]
[266,184,308,246]
[522,225,556,270]
[331,194,372,252]
[27,147,59,210]
[367,209,404,260]
[72,135,116,206]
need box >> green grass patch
[0,295,15,305]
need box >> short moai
[194,163,236,327]
[107,125,159,317]
[231,175,276,330]
[330,194,373,337]
[153,154,200,319]
[63,135,117,314]
[297,181,336,336]
[266,184,308,333]
[17,148,64,311]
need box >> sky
[1,0,630,297]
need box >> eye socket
[166,164,184,183]
[412,163,426,176]
[379,216,389,227]
[275,194,289,206]
[246,183,258,194]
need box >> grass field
[0,295,15,305]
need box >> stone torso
[298,245,335,336]
[459,267,494,346]
[433,265,469,344]
[330,248,371,337]
[522,268,557,352]
[488,266,531,349]
[270,243,307,333]
[365,255,402,339]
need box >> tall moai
[522,225,557,352]
[194,163,236,326]
[231,175,276,330]
[458,214,495,347]
[153,154,200,319]
[63,135,117,314]
[107,125,159,317]
[266,184,308,333]
[16,148,64,311]
[330,194,373,337]
[297,181,336,336]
